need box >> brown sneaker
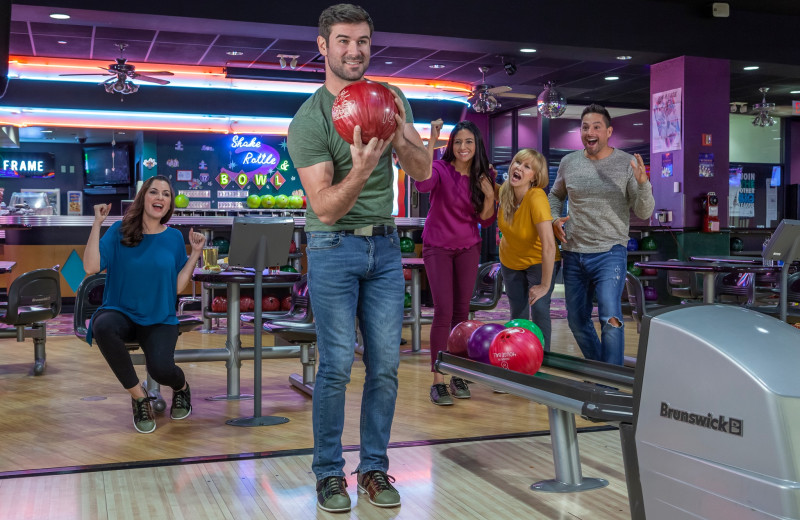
[357,470,400,507]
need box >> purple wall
[464,111,489,143]
[650,56,730,229]
[792,120,800,185]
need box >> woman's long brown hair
[120,175,175,247]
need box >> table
[689,255,762,264]
[635,260,781,304]
[191,268,300,400]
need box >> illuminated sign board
[0,152,56,178]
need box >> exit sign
[794,100,800,115]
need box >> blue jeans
[562,245,627,365]
[501,261,561,352]
[306,230,404,480]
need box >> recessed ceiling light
[49,13,70,20]
[226,50,244,56]
[40,130,53,133]
[633,123,643,126]
[567,130,577,133]
[57,40,67,45]
[790,90,800,94]
[605,76,619,81]
[774,138,782,140]
[520,112,532,116]
[429,64,446,69]
[385,61,393,65]
[520,48,537,53]
[616,55,632,60]
[743,66,760,71]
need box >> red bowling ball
[489,327,544,375]
[280,295,292,311]
[211,296,227,313]
[240,295,255,312]
[262,295,280,312]
[332,80,398,145]
[447,320,484,357]
[467,323,506,364]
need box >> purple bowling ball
[467,323,506,364]
[644,286,658,301]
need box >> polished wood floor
[0,289,642,519]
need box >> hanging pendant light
[537,81,567,119]
[752,87,775,127]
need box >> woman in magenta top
[415,119,496,406]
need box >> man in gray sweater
[548,104,654,365]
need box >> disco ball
[537,82,567,119]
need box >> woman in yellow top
[497,148,559,351]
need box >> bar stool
[178,280,202,314]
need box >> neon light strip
[8,56,471,103]
[0,106,453,139]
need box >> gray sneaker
[449,377,471,399]
[131,393,156,434]
[170,383,192,420]
[357,471,400,508]
[430,383,453,406]
[316,476,351,513]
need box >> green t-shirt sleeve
[288,108,332,170]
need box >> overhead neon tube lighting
[0,106,453,139]
[8,56,471,104]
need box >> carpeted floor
[3,294,579,337]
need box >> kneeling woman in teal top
[83,175,205,434]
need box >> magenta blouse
[414,160,496,250]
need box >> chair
[625,273,667,333]
[468,262,503,320]
[715,272,757,306]
[73,273,202,412]
[666,269,703,302]
[256,275,317,396]
[0,266,62,375]
[177,279,202,313]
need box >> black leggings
[92,309,185,391]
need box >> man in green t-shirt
[287,3,431,514]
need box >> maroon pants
[422,243,481,371]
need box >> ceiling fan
[59,43,174,95]
[468,66,511,113]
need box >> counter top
[0,215,426,229]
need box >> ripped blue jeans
[562,245,627,365]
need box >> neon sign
[0,152,56,178]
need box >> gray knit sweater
[548,148,655,253]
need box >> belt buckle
[354,224,374,236]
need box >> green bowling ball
[246,194,261,209]
[211,236,230,255]
[280,264,298,273]
[504,318,545,346]
[404,292,412,308]
[400,237,415,253]
[260,194,275,208]
[640,236,657,251]
[627,261,642,276]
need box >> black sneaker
[430,383,453,405]
[357,470,400,507]
[170,383,192,420]
[449,376,471,399]
[131,393,156,434]
[316,476,350,513]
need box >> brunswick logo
[660,402,743,437]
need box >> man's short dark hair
[581,104,612,128]
[319,4,374,42]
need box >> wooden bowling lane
[0,430,630,520]
[0,318,630,475]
